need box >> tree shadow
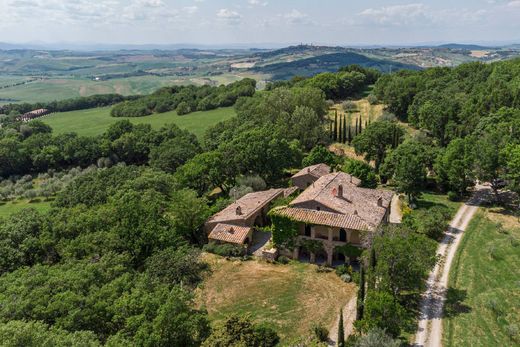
[443,287,471,318]
[399,292,423,334]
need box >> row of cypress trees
[329,110,370,144]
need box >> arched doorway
[339,228,347,242]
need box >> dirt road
[414,186,489,347]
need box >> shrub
[505,324,519,341]
[367,94,378,105]
[203,243,246,257]
[277,256,290,264]
[447,191,459,201]
[340,274,352,283]
[176,101,191,115]
[342,100,357,112]
[335,264,352,277]
[311,324,329,342]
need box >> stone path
[249,230,272,257]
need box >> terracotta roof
[206,188,284,225]
[283,186,299,197]
[290,172,393,228]
[208,223,252,244]
[274,206,372,231]
[291,163,331,180]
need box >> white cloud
[508,1,520,7]
[359,3,430,26]
[216,8,242,25]
[249,0,268,6]
[183,6,198,14]
[137,0,164,7]
[284,9,310,24]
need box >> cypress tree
[342,114,347,144]
[356,266,365,320]
[338,308,345,347]
[359,118,362,133]
[347,125,352,144]
[329,120,333,140]
[334,113,338,141]
[338,115,343,143]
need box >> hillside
[2,44,520,104]
[253,51,420,79]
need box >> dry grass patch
[196,253,356,343]
[329,98,384,127]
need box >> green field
[0,199,52,219]
[443,209,520,346]
[42,106,236,138]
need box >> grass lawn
[443,208,520,346]
[414,191,462,217]
[42,106,236,138]
[0,199,52,219]
[196,253,356,344]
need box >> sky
[1,0,520,47]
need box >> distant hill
[437,43,493,50]
[253,51,420,80]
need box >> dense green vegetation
[110,79,256,117]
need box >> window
[316,206,321,211]
[304,224,312,237]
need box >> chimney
[236,205,242,215]
[377,197,383,207]
[353,210,358,216]
[307,167,311,173]
[337,185,343,198]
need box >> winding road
[414,186,490,347]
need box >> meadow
[42,106,236,138]
[443,209,520,346]
[197,253,355,344]
[0,199,52,219]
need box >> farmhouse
[16,108,50,122]
[275,170,394,265]
[205,188,284,246]
[290,163,332,190]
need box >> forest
[0,59,519,346]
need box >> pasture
[0,199,52,219]
[197,253,356,344]
[42,106,236,138]
[443,209,520,346]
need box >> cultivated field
[196,253,356,344]
[443,209,520,346]
[42,106,236,138]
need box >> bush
[203,243,246,257]
[367,94,378,105]
[311,324,329,342]
[342,100,357,112]
[340,274,352,283]
[277,256,290,264]
[335,264,352,277]
[176,101,191,115]
[447,191,459,201]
